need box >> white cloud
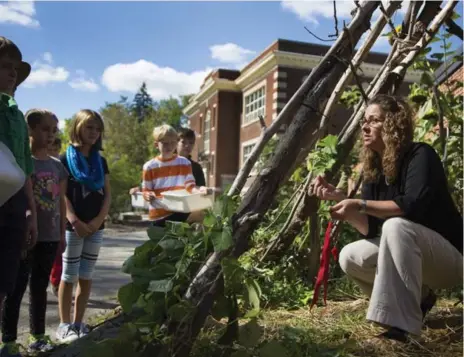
[281,0,355,24]
[22,53,69,88]
[69,70,100,92]
[101,60,212,100]
[282,0,408,26]
[42,52,53,64]
[0,1,39,28]
[210,43,255,66]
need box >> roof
[434,46,463,85]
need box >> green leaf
[147,226,166,242]
[167,301,196,321]
[148,279,173,293]
[118,282,143,313]
[259,341,288,357]
[203,213,216,228]
[238,319,263,348]
[222,257,245,292]
[420,72,434,87]
[211,294,230,320]
[231,352,251,357]
[121,255,135,274]
[158,238,184,251]
[431,53,444,61]
[244,278,261,317]
[211,226,233,252]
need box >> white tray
[131,192,149,209]
[159,189,213,213]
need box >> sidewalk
[15,227,148,345]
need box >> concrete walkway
[15,226,148,345]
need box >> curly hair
[361,94,414,183]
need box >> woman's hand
[312,175,346,202]
[329,199,360,221]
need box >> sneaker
[27,335,55,353]
[74,323,91,337]
[55,324,79,344]
[0,342,22,357]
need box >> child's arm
[65,196,92,238]
[89,174,111,232]
[141,163,157,201]
[25,177,37,249]
[59,179,67,244]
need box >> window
[244,86,265,125]
[242,143,256,166]
[203,110,211,153]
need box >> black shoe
[378,327,409,343]
[420,290,437,320]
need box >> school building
[183,39,422,191]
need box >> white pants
[339,217,462,335]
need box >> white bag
[0,141,26,207]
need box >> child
[177,128,206,187]
[177,128,208,224]
[0,37,38,357]
[48,137,64,296]
[56,110,111,343]
[1,110,67,356]
[142,124,207,227]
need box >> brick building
[436,47,463,96]
[183,39,422,190]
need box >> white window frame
[203,110,211,154]
[242,80,266,127]
[241,137,260,172]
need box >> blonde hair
[361,95,414,183]
[69,109,104,150]
[25,108,57,129]
[153,124,177,142]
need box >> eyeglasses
[360,118,383,128]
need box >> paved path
[16,226,148,345]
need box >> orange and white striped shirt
[142,155,195,220]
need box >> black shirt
[60,154,110,231]
[188,156,206,187]
[362,143,463,254]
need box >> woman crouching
[314,94,463,342]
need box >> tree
[132,82,154,123]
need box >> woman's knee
[339,239,379,275]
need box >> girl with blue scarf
[55,110,111,343]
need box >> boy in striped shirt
[142,125,207,227]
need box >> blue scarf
[66,145,104,191]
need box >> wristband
[359,199,367,214]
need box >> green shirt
[0,93,33,176]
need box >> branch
[258,115,266,129]
[379,1,399,40]
[320,0,402,131]
[227,1,379,197]
[445,17,464,40]
[330,0,339,38]
[304,26,336,42]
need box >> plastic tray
[131,192,149,209]
[159,189,213,213]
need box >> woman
[314,94,462,342]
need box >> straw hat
[0,37,31,87]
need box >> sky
[1,0,462,126]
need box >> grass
[191,298,463,357]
